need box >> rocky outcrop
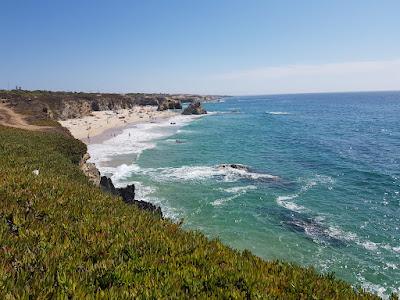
[182,101,207,115]
[99,176,117,194]
[157,98,182,111]
[217,164,250,171]
[79,153,101,186]
[100,176,162,218]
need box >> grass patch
[0,125,383,299]
[30,119,62,127]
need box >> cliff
[0,90,223,123]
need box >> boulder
[182,101,207,115]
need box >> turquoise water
[89,92,400,297]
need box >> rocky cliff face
[0,90,223,122]
[79,153,101,186]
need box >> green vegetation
[30,119,63,127]
[0,125,382,299]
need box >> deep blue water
[91,91,400,297]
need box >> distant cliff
[0,90,225,122]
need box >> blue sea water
[89,91,400,297]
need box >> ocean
[88,91,400,297]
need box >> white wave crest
[276,175,335,213]
[223,185,257,193]
[88,114,203,169]
[212,185,257,207]
[212,194,242,207]
[104,164,141,185]
[265,111,291,115]
[277,195,307,212]
[118,180,179,220]
[143,165,278,183]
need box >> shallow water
[88,92,400,297]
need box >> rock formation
[182,101,207,115]
[79,153,101,186]
[100,176,162,217]
[157,98,182,111]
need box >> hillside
[0,124,382,298]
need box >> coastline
[59,106,179,143]
[0,122,377,299]
[62,105,211,221]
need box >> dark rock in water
[157,98,182,111]
[182,101,207,115]
[281,212,345,247]
[99,176,162,218]
[217,163,250,171]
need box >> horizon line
[1,87,400,98]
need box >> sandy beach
[59,106,178,142]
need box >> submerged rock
[217,164,250,171]
[182,101,207,115]
[99,176,162,218]
[217,163,280,181]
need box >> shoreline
[59,106,179,144]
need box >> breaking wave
[88,114,204,169]
[276,175,334,213]
[265,111,291,115]
[142,164,279,183]
[212,185,258,207]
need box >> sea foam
[142,165,279,183]
[265,111,291,115]
[88,114,204,184]
[211,185,258,207]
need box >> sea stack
[182,101,207,115]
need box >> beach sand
[59,106,178,143]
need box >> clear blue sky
[1,0,399,94]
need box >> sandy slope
[0,102,51,131]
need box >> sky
[1,0,400,95]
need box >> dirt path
[0,102,51,131]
